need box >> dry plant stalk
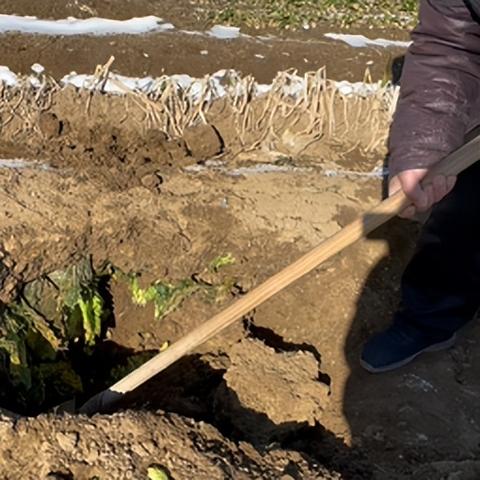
[0,64,397,156]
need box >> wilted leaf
[22,276,62,327]
[125,258,236,322]
[209,253,236,272]
[0,336,31,389]
[147,466,170,480]
[78,292,104,346]
[131,276,158,306]
[152,279,199,320]
[13,301,62,356]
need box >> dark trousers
[395,160,480,337]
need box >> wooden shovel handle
[80,134,480,414]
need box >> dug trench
[1,74,480,480]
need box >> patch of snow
[31,63,45,74]
[186,161,386,179]
[324,167,386,179]
[0,62,395,109]
[0,14,174,36]
[0,66,18,86]
[0,159,49,170]
[60,69,264,102]
[208,25,241,39]
[61,71,156,93]
[325,33,411,49]
[335,80,383,97]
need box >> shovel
[77,134,480,415]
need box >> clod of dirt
[39,112,64,139]
[140,171,163,191]
[183,123,223,160]
[333,205,359,228]
[215,338,329,444]
[0,410,340,479]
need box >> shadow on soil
[107,337,373,479]
[342,217,419,478]
[343,128,480,478]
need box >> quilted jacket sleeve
[389,0,480,177]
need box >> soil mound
[215,338,330,444]
[0,410,341,479]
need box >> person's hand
[389,169,456,219]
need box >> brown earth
[0,7,478,478]
[0,0,407,83]
[0,74,479,480]
[0,410,341,479]
[0,78,378,478]
[0,30,405,84]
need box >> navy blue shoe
[360,323,456,373]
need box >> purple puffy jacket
[389,0,480,176]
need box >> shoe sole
[360,333,457,374]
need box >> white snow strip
[0,159,50,170]
[185,162,311,176]
[227,164,309,176]
[61,69,241,100]
[186,160,385,179]
[61,72,156,93]
[325,33,411,49]
[324,167,387,179]
[0,14,412,53]
[60,70,388,99]
[334,80,383,97]
[0,62,394,106]
[208,25,241,39]
[0,14,174,36]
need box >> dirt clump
[0,410,340,480]
[38,112,66,139]
[183,123,224,160]
[215,338,330,444]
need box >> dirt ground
[0,0,407,83]
[1,4,480,480]
[0,79,382,478]
[0,79,479,479]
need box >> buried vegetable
[0,254,237,413]
[0,257,107,412]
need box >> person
[360,0,480,373]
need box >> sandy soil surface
[0,73,478,480]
